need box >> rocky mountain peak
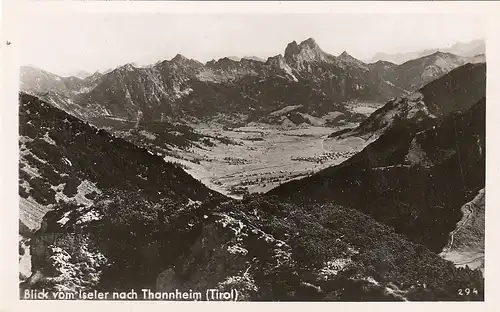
[430,51,450,57]
[283,38,334,69]
[84,71,104,84]
[171,54,189,63]
[337,51,368,70]
[373,60,396,66]
[299,37,320,50]
[205,57,241,71]
[169,54,203,69]
[285,38,324,58]
[88,71,102,79]
[120,63,137,72]
[416,51,464,65]
[284,41,301,59]
[265,54,284,66]
[338,51,358,63]
[340,51,355,59]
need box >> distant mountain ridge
[340,62,486,139]
[370,39,485,64]
[64,70,93,79]
[20,37,484,127]
[382,52,471,91]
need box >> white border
[10,1,500,14]
[2,1,500,311]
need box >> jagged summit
[218,57,237,63]
[118,63,137,71]
[337,51,369,70]
[171,53,189,62]
[285,38,324,58]
[264,54,285,66]
[85,71,103,83]
[283,37,335,68]
[103,63,138,77]
[284,40,301,59]
[339,51,350,57]
[205,57,240,69]
[285,38,325,55]
[338,51,358,62]
[299,37,320,49]
[170,54,203,68]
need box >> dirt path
[372,164,411,171]
[443,190,483,251]
[446,202,474,250]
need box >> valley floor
[164,124,372,198]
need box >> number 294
[458,288,479,296]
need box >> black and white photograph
[4,1,496,304]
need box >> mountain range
[370,39,485,64]
[336,62,486,139]
[20,38,483,127]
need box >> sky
[18,11,485,76]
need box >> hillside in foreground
[23,190,484,301]
[19,92,220,232]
